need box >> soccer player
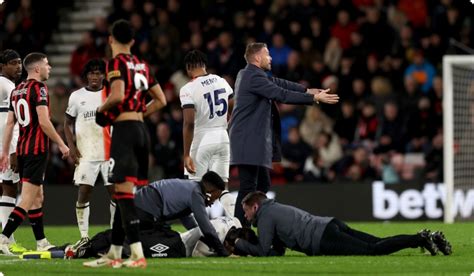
[179,50,233,186]
[64,59,115,250]
[230,192,452,257]
[0,52,70,255]
[0,49,26,254]
[84,20,166,268]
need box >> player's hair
[81,58,106,80]
[0,49,20,64]
[242,191,267,206]
[202,171,225,191]
[183,50,207,71]
[111,19,134,44]
[244,42,267,63]
[23,52,47,71]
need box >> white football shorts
[185,143,229,182]
[73,160,111,186]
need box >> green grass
[0,222,473,275]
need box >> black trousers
[320,219,423,255]
[234,165,271,227]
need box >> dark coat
[235,199,333,256]
[229,64,314,169]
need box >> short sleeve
[65,93,77,118]
[34,83,48,106]
[179,86,194,108]
[146,62,157,89]
[223,79,234,99]
[106,58,127,84]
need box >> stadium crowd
[2,0,474,186]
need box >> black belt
[0,107,9,112]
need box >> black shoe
[418,229,438,256]
[431,231,452,256]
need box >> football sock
[76,201,90,238]
[108,244,123,259]
[114,192,140,244]
[111,200,125,246]
[130,242,144,259]
[2,206,26,238]
[109,200,116,229]
[28,208,45,241]
[0,196,16,242]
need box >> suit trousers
[234,164,271,227]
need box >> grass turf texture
[0,222,473,275]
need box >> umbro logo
[80,101,86,106]
[150,243,169,257]
[150,243,168,253]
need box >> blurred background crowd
[1,0,474,187]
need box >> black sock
[111,204,125,245]
[2,206,27,238]
[28,208,45,241]
[115,192,140,244]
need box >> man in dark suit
[229,42,339,226]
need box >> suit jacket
[229,64,314,169]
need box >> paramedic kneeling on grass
[233,192,451,257]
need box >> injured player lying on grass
[65,215,241,259]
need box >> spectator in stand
[299,106,333,146]
[424,133,443,182]
[269,33,292,76]
[400,76,422,117]
[303,57,330,88]
[349,78,369,110]
[90,16,109,55]
[303,151,329,183]
[323,37,342,73]
[108,0,134,23]
[359,6,395,56]
[69,31,102,88]
[397,0,427,29]
[354,101,378,148]
[334,101,358,147]
[315,131,343,169]
[152,122,182,179]
[333,146,376,182]
[375,101,406,153]
[49,82,69,125]
[330,10,358,50]
[299,37,320,70]
[404,49,436,94]
[309,16,330,54]
[406,97,437,153]
[208,31,241,81]
[284,51,305,82]
[281,127,312,182]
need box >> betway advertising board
[43,181,473,224]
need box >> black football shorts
[18,154,48,186]
[108,121,150,186]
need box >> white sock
[0,196,16,243]
[108,244,122,259]
[219,191,236,217]
[109,201,116,229]
[75,201,90,238]
[129,242,144,259]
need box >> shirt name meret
[201,77,217,87]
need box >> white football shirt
[0,75,19,154]
[179,74,233,148]
[66,87,111,161]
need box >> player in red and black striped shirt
[0,53,70,255]
[84,20,166,268]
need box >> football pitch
[0,222,473,275]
